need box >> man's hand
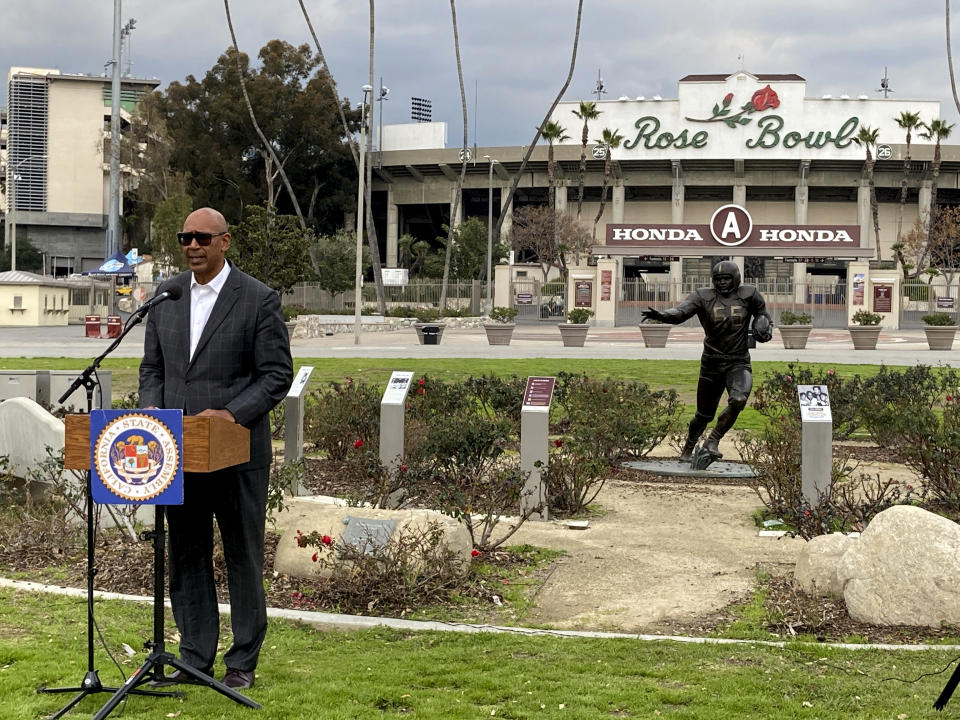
[197,408,236,423]
[641,306,667,323]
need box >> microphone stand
[39,309,182,717]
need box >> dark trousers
[166,465,269,673]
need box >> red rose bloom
[418,387,424,395]
[321,534,332,545]
[554,439,563,448]
[311,552,318,562]
[353,439,363,449]
[751,85,780,111]
[471,549,481,557]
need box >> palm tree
[920,119,955,231]
[894,111,922,244]
[852,125,881,260]
[541,120,570,210]
[365,0,386,313]
[494,0,584,244]
[592,127,624,242]
[223,0,307,233]
[572,100,601,224]
[439,0,469,312]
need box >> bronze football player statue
[642,261,773,470]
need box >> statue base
[621,458,756,479]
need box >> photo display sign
[797,384,831,423]
[90,409,184,505]
[523,376,556,409]
[382,371,415,406]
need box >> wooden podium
[64,414,250,472]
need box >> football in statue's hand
[753,315,772,343]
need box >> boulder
[0,397,65,479]
[273,497,473,579]
[836,505,960,627]
[794,532,857,597]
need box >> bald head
[184,207,228,234]
[181,207,231,284]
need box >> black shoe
[680,439,698,463]
[223,668,255,689]
[148,667,212,687]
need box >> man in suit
[139,207,293,690]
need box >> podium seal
[93,412,179,502]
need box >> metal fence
[283,280,485,315]
[900,278,960,328]
[508,278,567,323]
[618,278,849,328]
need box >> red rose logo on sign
[686,84,781,128]
[750,85,780,111]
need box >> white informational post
[520,376,556,521]
[798,384,832,507]
[380,371,415,472]
[285,365,314,495]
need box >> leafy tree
[852,125,881,260]
[312,229,362,295]
[153,40,358,235]
[227,205,315,295]
[0,235,44,273]
[592,127,624,244]
[508,205,590,282]
[572,100,601,224]
[439,217,508,282]
[541,120,570,210]
[150,193,193,275]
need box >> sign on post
[285,366,314,495]
[521,376,556,521]
[798,384,832,508]
[380,371,414,472]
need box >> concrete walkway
[0,322,954,366]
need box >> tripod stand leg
[91,652,259,720]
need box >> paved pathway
[0,323,953,366]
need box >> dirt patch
[2,465,956,644]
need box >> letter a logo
[710,204,753,247]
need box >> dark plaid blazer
[138,263,293,469]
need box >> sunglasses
[177,231,227,247]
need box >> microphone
[136,285,183,315]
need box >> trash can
[421,325,440,345]
[84,315,101,338]
[105,315,122,338]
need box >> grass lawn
[0,357,891,431]
[0,588,956,720]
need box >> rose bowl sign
[604,204,869,258]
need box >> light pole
[5,155,46,272]
[483,155,497,312]
[376,80,389,169]
[354,84,373,345]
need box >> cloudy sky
[3,1,959,147]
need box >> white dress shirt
[189,261,231,360]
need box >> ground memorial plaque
[521,376,555,521]
[799,383,832,507]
